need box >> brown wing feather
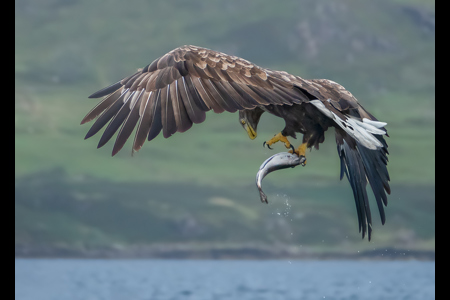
[176,77,206,124]
[170,81,192,133]
[112,90,144,156]
[82,45,310,155]
[183,75,209,111]
[133,91,154,151]
[161,85,177,138]
[81,89,122,124]
[83,90,129,140]
[96,91,135,148]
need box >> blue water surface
[15,259,435,300]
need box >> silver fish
[256,152,305,203]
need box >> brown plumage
[82,45,390,240]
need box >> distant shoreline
[15,244,435,261]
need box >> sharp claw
[263,141,273,149]
[289,145,295,153]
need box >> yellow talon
[264,132,292,149]
[296,142,308,157]
[289,142,308,165]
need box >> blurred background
[15,0,435,259]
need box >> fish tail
[259,189,268,204]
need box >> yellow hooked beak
[244,123,257,140]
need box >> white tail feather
[354,118,386,135]
[309,100,387,150]
[362,118,387,128]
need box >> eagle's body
[263,103,332,146]
[82,45,390,240]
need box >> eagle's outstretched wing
[82,45,310,155]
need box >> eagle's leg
[263,132,295,152]
[289,142,307,166]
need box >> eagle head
[239,108,265,140]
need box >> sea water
[15,259,435,300]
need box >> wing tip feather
[88,81,123,98]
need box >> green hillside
[15,0,435,257]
